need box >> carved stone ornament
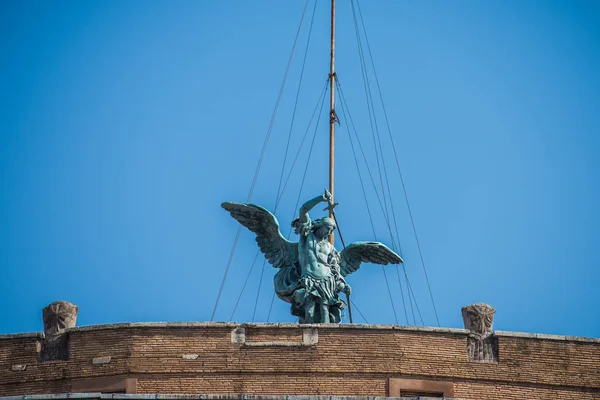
[462,303,495,334]
[39,301,78,362]
[42,300,78,336]
[462,303,498,362]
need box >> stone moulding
[231,327,319,347]
[1,321,598,344]
[91,356,112,365]
[0,321,470,335]
[0,332,44,340]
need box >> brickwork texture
[1,323,599,399]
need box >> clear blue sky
[1,0,599,337]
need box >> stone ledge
[0,332,44,340]
[0,322,469,339]
[66,322,469,336]
[243,341,307,347]
[70,322,239,332]
[495,330,600,343]
[1,322,598,344]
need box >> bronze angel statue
[222,190,403,324]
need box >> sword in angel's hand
[346,292,353,323]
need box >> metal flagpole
[328,0,336,245]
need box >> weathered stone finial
[39,301,78,362]
[462,303,498,363]
[461,303,495,334]
[42,301,78,336]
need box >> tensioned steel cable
[351,300,369,324]
[355,0,440,326]
[336,79,392,237]
[337,83,402,326]
[350,0,416,324]
[406,271,425,325]
[349,0,391,229]
[258,82,328,321]
[276,80,329,207]
[229,250,261,321]
[340,78,418,324]
[266,83,330,322]
[274,0,319,211]
[231,82,328,322]
[337,78,413,324]
[349,2,398,257]
[211,0,310,321]
[351,15,413,323]
[348,1,409,307]
[338,78,410,323]
[340,75,422,327]
[230,83,327,322]
[348,1,424,326]
[336,78,404,325]
[253,1,320,322]
[252,258,268,322]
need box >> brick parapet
[1,323,599,399]
[0,395,442,400]
[3,322,599,344]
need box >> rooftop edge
[0,394,452,400]
[1,322,598,344]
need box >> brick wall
[1,323,599,399]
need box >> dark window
[389,378,454,398]
[400,390,444,397]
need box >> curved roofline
[1,321,598,343]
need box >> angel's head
[312,217,336,239]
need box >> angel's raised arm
[298,190,330,223]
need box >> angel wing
[339,241,403,277]
[221,202,299,270]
